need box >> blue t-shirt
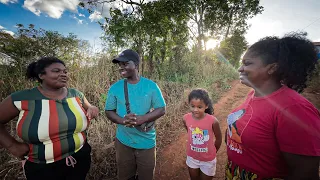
[105,77,166,149]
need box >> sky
[0,0,105,52]
[0,0,320,51]
[245,0,320,44]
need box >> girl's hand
[7,142,29,159]
[86,106,99,120]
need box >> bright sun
[206,39,219,50]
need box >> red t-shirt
[184,113,217,161]
[226,86,320,179]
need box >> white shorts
[186,156,217,176]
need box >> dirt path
[154,81,251,180]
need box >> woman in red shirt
[226,33,320,180]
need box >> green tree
[80,0,262,80]
[0,24,88,67]
[218,30,248,67]
[82,0,190,78]
[187,0,263,50]
[0,24,91,98]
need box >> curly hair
[26,57,65,83]
[188,88,214,115]
[248,32,318,93]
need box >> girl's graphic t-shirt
[226,86,320,179]
[184,113,217,161]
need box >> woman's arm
[283,152,319,180]
[213,119,222,152]
[82,96,99,120]
[276,103,320,179]
[0,96,20,148]
[0,96,29,158]
[225,129,227,144]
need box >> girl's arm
[182,118,188,132]
[212,118,222,152]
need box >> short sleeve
[77,90,85,104]
[69,88,85,104]
[10,91,20,106]
[183,114,187,123]
[276,103,320,156]
[105,86,117,111]
[151,83,166,109]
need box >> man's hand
[123,114,148,127]
[123,113,137,127]
[134,115,148,126]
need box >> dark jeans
[24,142,91,180]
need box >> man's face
[118,60,137,78]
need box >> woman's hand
[86,106,99,120]
[7,141,29,159]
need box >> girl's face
[189,98,208,119]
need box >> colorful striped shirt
[11,87,89,164]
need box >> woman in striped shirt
[0,57,99,180]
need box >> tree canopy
[80,0,263,71]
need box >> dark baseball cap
[112,49,140,64]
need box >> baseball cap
[112,49,140,64]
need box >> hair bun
[26,61,38,81]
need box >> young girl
[183,88,222,180]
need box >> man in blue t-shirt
[105,49,166,180]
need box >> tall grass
[0,51,238,179]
